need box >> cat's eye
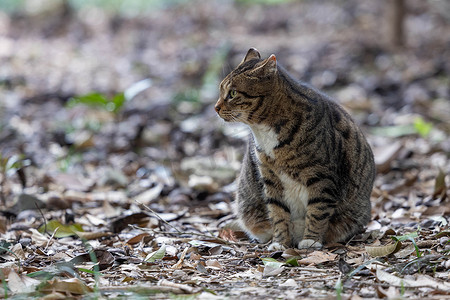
[228,90,237,99]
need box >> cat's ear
[250,54,277,75]
[242,48,261,63]
[262,54,277,73]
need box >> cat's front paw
[297,239,322,249]
[268,242,286,251]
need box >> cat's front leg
[299,192,337,249]
[266,197,292,251]
[261,169,292,250]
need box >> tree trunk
[389,0,406,47]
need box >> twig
[43,227,59,253]
[146,229,254,246]
[35,202,48,237]
[172,246,189,269]
[302,275,340,282]
[127,224,252,246]
[98,285,198,294]
[158,279,200,294]
[135,199,182,234]
[294,267,340,273]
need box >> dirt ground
[0,0,449,298]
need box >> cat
[215,48,375,250]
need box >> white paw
[297,239,322,249]
[268,242,286,251]
[253,232,273,244]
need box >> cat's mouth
[218,112,242,123]
[218,115,234,122]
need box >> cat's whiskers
[223,108,287,119]
[220,111,249,124]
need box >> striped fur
[215,48,375,249]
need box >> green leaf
[260,257,285,269]
[67,92,126,113]
[371,117,434,138]
[145,245,166,262]
[38,220,84,238]
[391,231,422,258]
[26,270,54,279]
[285,256,301,267]
[111,93,126,112]
[413,117,433,138]
[391,231,418,242]
[69,93,108,107]
[0,154,30,177]
[169,294,200,300]
[78,267,103,276]
[0,241,12,255]
[371,125,417,138]
[335,277,343,300]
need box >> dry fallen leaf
[126,232,153,245]
[70,249,115,270]
[279,278,298,287]
[40,278,94,295]
[365,241,402,257]
[376,269,450,290]
[75,231,112,240]
[373,141,403,174]
[10,243,26,260]
[297,251,338,265]
[218,228,238,242]
[8,270,40,294]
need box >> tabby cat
[215,48,375,250]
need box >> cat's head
[215,48,278,124]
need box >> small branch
[135,199,182,234]
[99,284,199,294]
[158,279,200,294]
[172,246,189,269]
[303,275,340,282]
[36,202,48,237]
[43,227,59,253]
[129,224,253,246]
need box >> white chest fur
[249,124,278,158]
[279,171,309,217]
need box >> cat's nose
[215,98,224,113]
[214,99,222,113]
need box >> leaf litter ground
[0,0,449,299]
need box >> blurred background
[0,0,449,209]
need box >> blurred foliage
[391,231,421,259]
[0,0,193,15]
[236,0,293,4]
[0,153,30,203]
[57,148,83,173]
[38,220,84,238]
[371,116,434,139]
[174,45,230,108]
[0,0,295,16]
[413,117,433,138]
[0,153,30,178]
[67,92,125,113]
[68,0,188,15]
